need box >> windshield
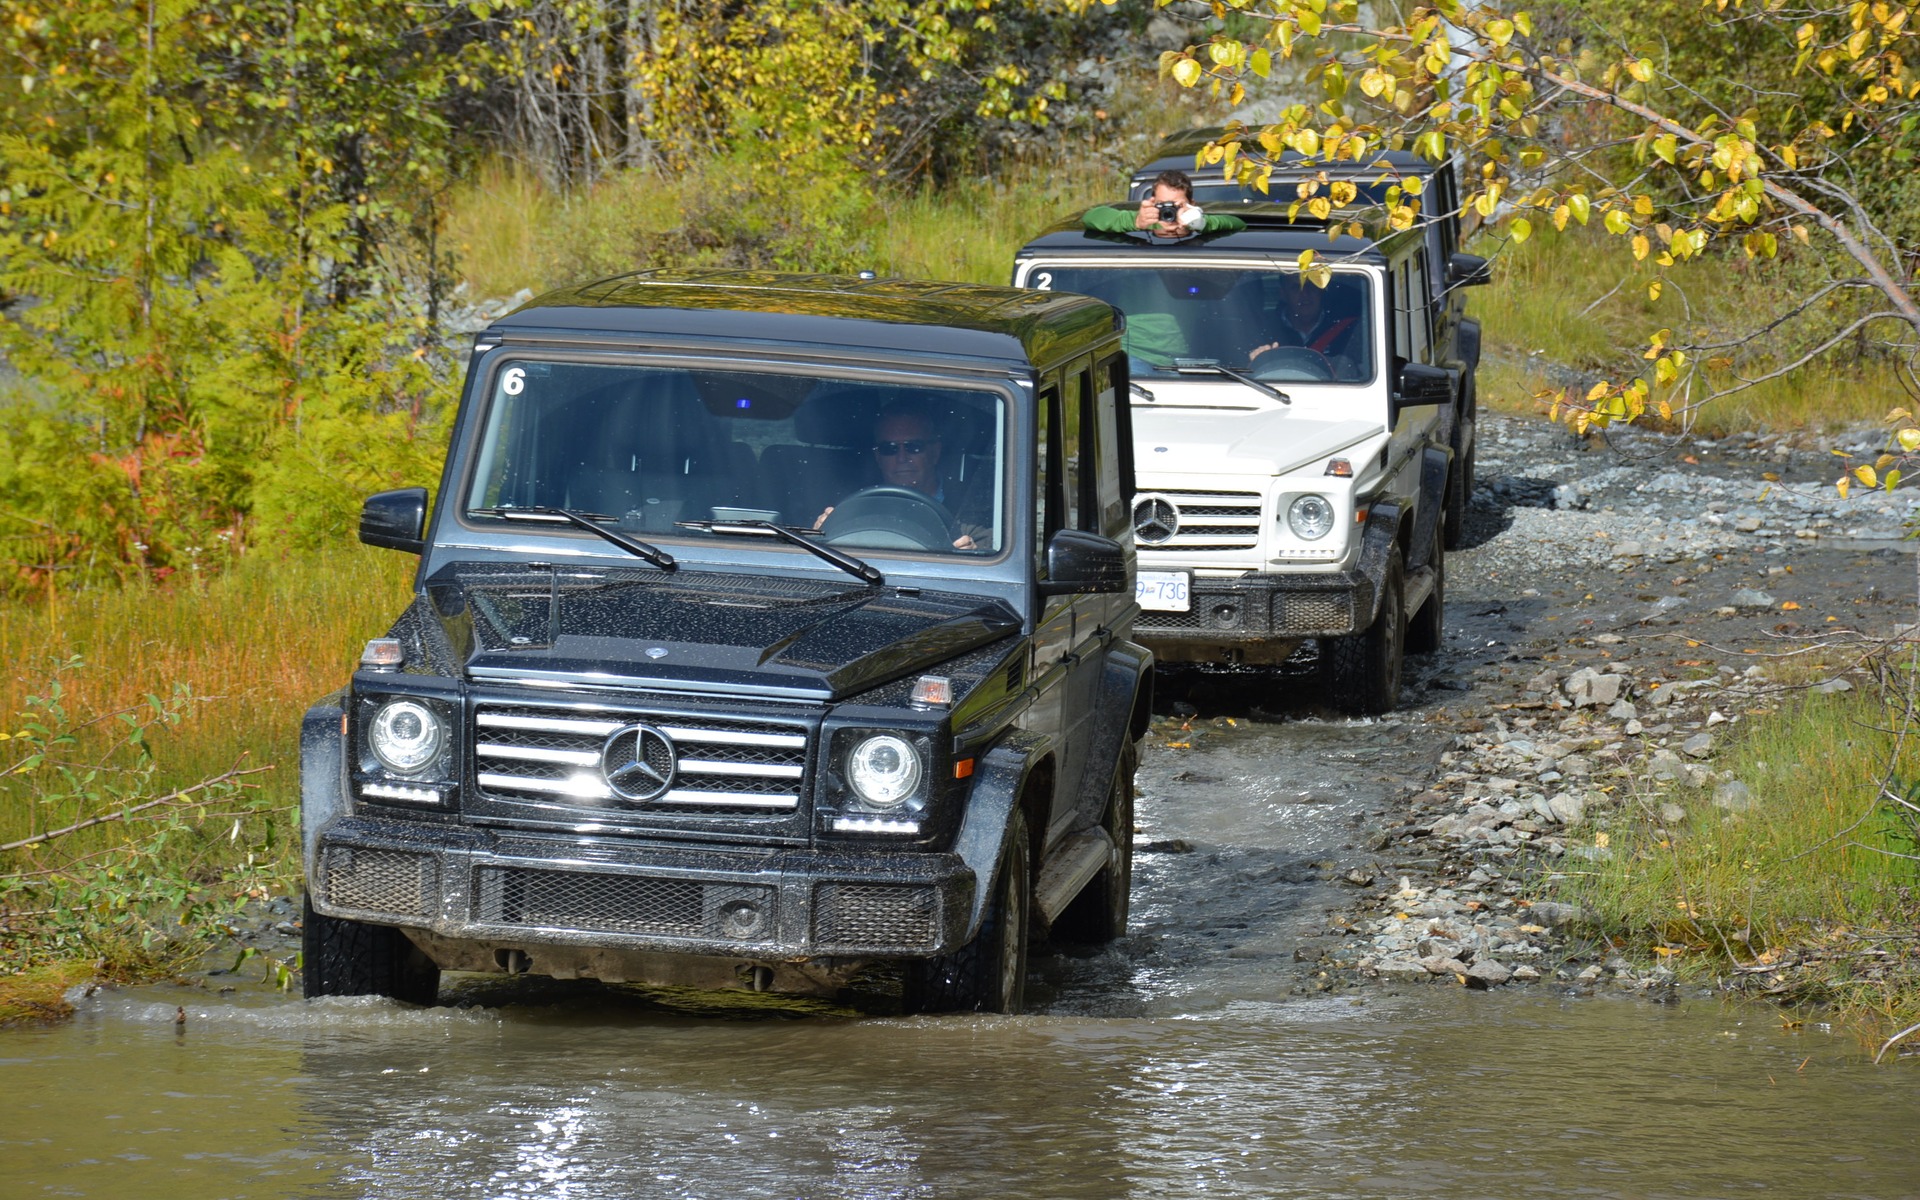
[1032,266,1375,385]
[1128,178,1404,208]
[465,361,1007,556]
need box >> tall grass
[1470,224,1915,435]
[1561,689,1920,1015]
[0,547,415,852]
[443,154,1124,300]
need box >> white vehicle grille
[473,705,809,813]
[1136,489,1264,552]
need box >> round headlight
[1287,494,1336,541]
[369,699,445,774]
[846,735,923,809]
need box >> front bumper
[1136,565,1377,647]
[310,814,976,961]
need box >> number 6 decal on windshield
[502,366,526,396]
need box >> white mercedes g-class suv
[1014,206,1487,712]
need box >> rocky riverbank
[1314,409,1917,1006]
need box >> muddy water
[7,709,1917,1199]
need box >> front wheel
[904,812,1030,1014]
[1324,553,1406,715]
[301,895,440,1005]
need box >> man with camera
[1081,169,1246,241]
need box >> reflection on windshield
[1035,267,1374,385]
[1130,179,1402,208]
[465,363,1006,555]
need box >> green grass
[0,547,415,973]
[443,153,1125,299]
[1470,224,1916,436]
[1559,689,1920,1019]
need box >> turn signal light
[1325,458,1353,477]
[909,675,952,708]
[360,638,404,669]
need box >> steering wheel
[1249,345,1336,382]
[819,486,957,551]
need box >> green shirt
[1080,205,1249,237]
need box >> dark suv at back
[300,270,1152,1014]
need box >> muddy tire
[1051,744,1136,945]
[1407,515,1445,655]
[1325,553,1405,715]
[301,894,440,1005]
[904,812,1030,1014]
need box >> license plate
[1136,571,1191,613]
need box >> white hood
[1132,403,1380,479]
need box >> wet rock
[1511,965,1542,982]
[1464,960,1513,987]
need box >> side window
[1062,365,1085,535]
[1391,262,1414,365]
[1408,253,1432,363]
[1090,356,1126,536]
[1036,383,1066,572]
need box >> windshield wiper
[472,505,677,571]
[1172,357,1291,404]
[676,519,884,587]
[1129,380,1157,404]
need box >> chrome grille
[473,866,775,940]
[324,847,437,918]
[1143,489,1263,551]
[812,883,939,950]
[474,705,808,812]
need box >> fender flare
[1354,501,1406,629]
[950,730,1051,939]
[1067,640,1154,827]
[1409,447,1451,572]
[300,691,349,882]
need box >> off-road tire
[903,812,1030,1014]
[1407,515,1445,654]
[1050,744,1136,945]
[301,894,441,1005]
[1325,553,1406,715]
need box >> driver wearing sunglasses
[816,402,986,549]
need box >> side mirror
[1038,529,1128,596]
[360,487,429,554]
[1449,251,1491,288]
[1394,363,1456,412]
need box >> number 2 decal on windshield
[501,366,526,396]
[1032,271,1054,291]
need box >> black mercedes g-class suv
[299,270,1152,1014]
[1130,128,1487,547]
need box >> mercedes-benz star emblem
[1133,495,1180,545]
[601,723,677,803]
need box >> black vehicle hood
[423,565,1021,702]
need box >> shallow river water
[7,709,1917,1199]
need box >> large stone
[1647,749,1684,780]
[1681,733,1714,758]
[1546,793,1587,825]
[1730,588,1776,609]
[1526,900,1588,926]
[1565,668,1626,708]
[1464,959,1514,987]
[1713,780,1756,812]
